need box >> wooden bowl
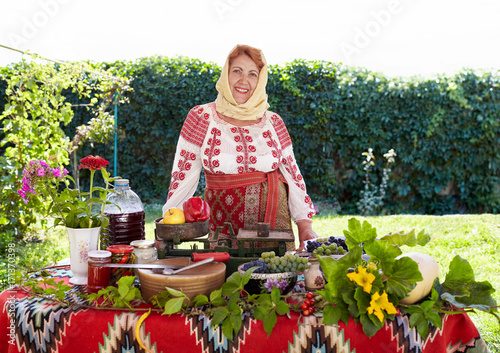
[237,264,297,295]
[138,258,225,303]
[154,218,209,241]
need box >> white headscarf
[215,44,270,120]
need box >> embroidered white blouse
[162,102,315,223]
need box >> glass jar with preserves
[130,240,158,276]
[87,250,112,293]
[106,244,135,286]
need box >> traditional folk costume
[162,45,315,249]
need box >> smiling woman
[161,44,320,252]
[228,54,259,105]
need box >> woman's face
[228,54,259,104]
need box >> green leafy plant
[18,155,120,228]
[149,267,291,341]
[0,56,129,239]
[87,276,142,309]
[317,218,499,338]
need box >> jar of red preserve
[107,244,135,286]
[87,250,112,293]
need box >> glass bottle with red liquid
[102,179,145,248]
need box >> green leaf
[322,303,350,325]
[209,289,227,307]
[425,311,443,329]
[343,218,378,249]
[262,310,277,336]
[440,255,497,310]
[270,286,281,303]
[222,318,234,342]
[416,319,429,339]
[253,305,271,322]
[255,293,272,306]
[221,281,241,297]
[353,287,371,315]
[420,300,435,312]
[118,284,129,298]
[364,241,401,262]
[166,287,185,298]
[211,307,230,326]
[230,313,242,334]
[320,246,363,296]
[117,276,135,288]
[163,297,185,315]
[359,312,383,337]
[210,289,222,302]
[443,256,475,286]
[383,257,422,298]
[275,300,290,316]
[192,294,209,307]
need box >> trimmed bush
[2,57,499,215]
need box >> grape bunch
[258,251,309,274]
[306,236,348,256]
[240,260,267,273]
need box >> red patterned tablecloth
[0,266,489,353]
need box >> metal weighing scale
[154,219,295,277]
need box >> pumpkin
[396,252,440,305]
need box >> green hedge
[2,57,499,215]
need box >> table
[0,266,490,353]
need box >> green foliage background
[1,57,499,216]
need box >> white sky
[1,0,499,78]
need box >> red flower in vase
[79,155,109,170]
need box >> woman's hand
[296,221,318,251]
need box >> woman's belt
[205,170,285,228]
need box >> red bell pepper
[183,197,210,223]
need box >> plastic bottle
[101,179,146,248]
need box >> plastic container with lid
[87,250,112,293]
[101,179,146,248]
[107,244,135,286]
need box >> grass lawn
[8,205,500,352]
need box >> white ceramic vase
[66,227,100,285]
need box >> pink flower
[37,168,45,177]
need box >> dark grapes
[328,236,348,251]
[241,260,267,273]
[305,236,348,255]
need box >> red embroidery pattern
[180,105,210,147]
[283,155,306,191]
[167,149,196,198]
[204,128,222,174]
[234,127,257,174]
[270,114,292,149]
[263,130,282,170]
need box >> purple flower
[263,278,289,293]
[62,168,69,176]
[37,168,45,177]
[52,168,61,178]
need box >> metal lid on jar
[106,245,134,253]
[88,250,112,258]
[130,240,155,249]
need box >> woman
[162,44,318,251]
